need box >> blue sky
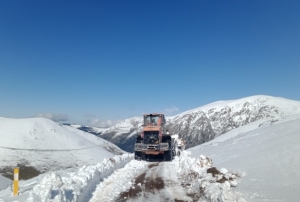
[1,0,299,127]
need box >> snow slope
[189,113,300,202]
[61,125,125,155]
[0,117,124,173]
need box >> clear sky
[1,0,299,127]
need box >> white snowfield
[0,118,125,172]
[190,113,300,202]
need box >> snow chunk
[173,151,248,202]
[220,168,228,174]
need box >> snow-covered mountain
[79,95,300,152]
[0,117,125,178]
[67,124,107,135]
[74,116,142,152]
[167,95,300,148]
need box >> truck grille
[143,131,159,144]
[147,145,158,150]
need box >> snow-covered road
[89,159,148,202]
[0,151,248,202]
[90,160,195,202]
[121,161,194,202]
[89,152,248,202]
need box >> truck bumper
[134,143,169,153]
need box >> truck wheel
[134,151,141,160]
[141,153,146,161]
[164,151,172,161]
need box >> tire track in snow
[89,160,148,202]
[116,161,193,202]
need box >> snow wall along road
[26,153,133,202]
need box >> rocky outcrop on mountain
[167,111,215,148]
[99,131,138,153]
[71,117,142,152]
[166,98,289,148]
[74,96,300,152]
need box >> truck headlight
[135,145,143,151]
[160,144,169,151]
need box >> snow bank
[89,160,148,202]
[174,151,248,202]
[26,153,134,202]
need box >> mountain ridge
[76,95,300,152]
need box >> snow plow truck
[134,113,177,161]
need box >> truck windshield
[144,115,159,126]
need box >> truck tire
[134,151,142,160]
[164,151,172,161]
[141,153,146,161]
